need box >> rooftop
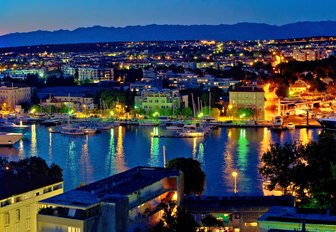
[40,166,179,209]
[230,86,264,92]
[259,206,336,225]
[0,171,62,200]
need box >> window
[26,206,30,218]
[4,212,10,225]
[26,218,31,230]
[15,209,20,222]
[68,227,81,232]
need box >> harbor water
[0,125,322,196]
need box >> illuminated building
[5,68,46,79]
[289,79,308,96]
[134,89,186,112]
[78,67,114,83]
[0,86,31,111]
[0,171,63,232]
[229,86,265,120]
[37,167,182,232]
[259,206,336,232]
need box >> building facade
[259,206,336,232]
[37,167,183,232]
[78,67,114,83]
[134,89,184,113]
[229,86,265,121]
[0,86,31,111]
[0,172,63,232]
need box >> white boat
[81,127,97,135]
[0,121,30,134]
[166,122,184,130]
[286,122,295,130]
[178,130,205,137]
[316,117,336,130]
[0,132,23,146]
[60,127,85,135]
[177,124,208,137]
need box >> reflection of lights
[237,129,248,172]
[197,142,204,165]
[105,128,115,176]
[149,137,159,166]
[192,137,197,158]
[116,126,126,172]
[232,171,238,194]
[81,135,92,184]
[31,124,37,156]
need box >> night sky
[1,0,336,35]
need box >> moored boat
[316,117,336,130]
[0,132,23,146]
[0,122,30,134]
[286,122,295,130]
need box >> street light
[232,171,238,194]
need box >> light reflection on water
[0,125,323,196]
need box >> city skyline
[1,0,336,35]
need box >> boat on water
[0,121,30,134]
[270,116,285,130]
[286,122,295,130]
[0,132,23,146]
[316,117,336,130]
[40,118,62,126]
[166,121,184,130]
[60,126,85,135]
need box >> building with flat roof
[0,170,63,232]
[183,196,294,232]
[37,166,183,232]
[258,206,336,232]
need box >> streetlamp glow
[232,171,238,194]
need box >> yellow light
[232,171,238,177]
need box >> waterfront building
[42,96,94,111]
[37,167,182,232]
[0,170,63,232]
[5,68,46,79]
[0,86,31,111]
[258,206,336,232]
[229,86,265,120]
[78,67,114,83]
[134,89,186,113]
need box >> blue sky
[1,0,336,35]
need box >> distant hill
[1,21,336,48]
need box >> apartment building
[0,171,63,232]
[37,167,183,232]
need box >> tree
[259,133,336,209]
[151,201,198,232]
[201,215,224,232]
[167,158,205,195]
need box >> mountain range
[1,21,336,48]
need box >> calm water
[0,125,322,196]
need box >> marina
[0,123,323,195]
